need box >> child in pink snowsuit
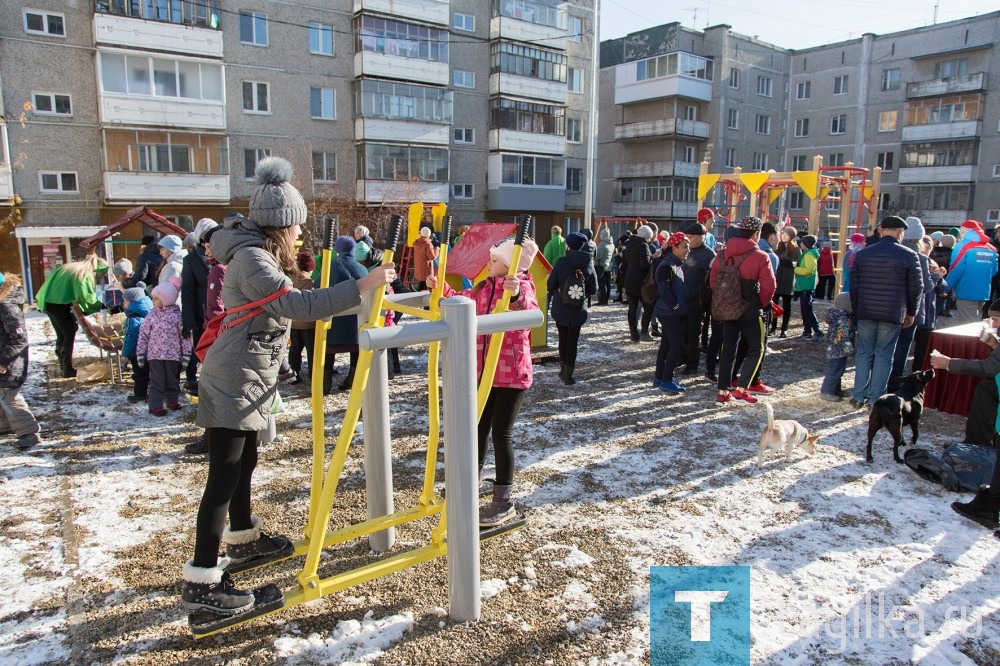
[136,277,192,416]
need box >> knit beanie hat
[682,223,706,236]
[581,228,593,241]
[833,291,852,313]
[947,227,960,238]
[930,231,944,242]
[800,235,817,249]
[419,226,432,238]
[183,232,199,249]
[354,242,371,263]
[334,235,356,256]
[194,217,219,242]
[250,157,307,228]
[123,282,147,303]
[902,217,925,241]
[113,258,132,277]
[565,232,587,252]
[696,207,715,223]
[961,219,984,233]
[296,250,316,273]
[667,231,688,247]
[850,233,866,245]
[635,225,654,240]
[941,234,955,248]
[490,237,539,272]
[159,234,182,253]
[599,228,610,240]
[151,277,181,306]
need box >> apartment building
[1,0,595,296]
[598,12,1000,234]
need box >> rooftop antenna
[933,1,939,24]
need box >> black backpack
[641,259,667,306]
[559,268,587,308]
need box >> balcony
[356,180,449,203]
[354,0,450,26]
[487,184,566,212]
[613,161,701,179]
[103,172,229,203]
[614,119,710,141]
[488,129,564,155]
[906,72,986,99]
[489,73,566,105]
[93,13,223,59]
[354,118,449,145]
[898,165,975,185]
[489,15,567,51]
[610,201,696,219]
[901,120,981,142]
[614,62,713,104]
[354,52,449,87]
[99,95,225,130]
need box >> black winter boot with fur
[181,559,254,614]
[223,517,294,574]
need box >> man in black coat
[678,223,715,374]
[622,226,653,342]
[180,220,217,393]
[126,236,162,290]
[849,216,923,408]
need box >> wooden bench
[71,302,126,383]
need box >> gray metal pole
[440,296,481,622]
[360,289,394,552]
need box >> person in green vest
[543,225,567,266]
[35,254,109,377]
[793,235,823,342]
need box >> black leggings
[556,324,581,367]
[45,302,78,367]
[478,387,526,486]
[193,428,259,567]
[771,294,792,332]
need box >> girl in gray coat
[181,158,395,618]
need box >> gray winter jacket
[0,277,28,389]
[196,216,362,431]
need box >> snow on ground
[1,306,999,664]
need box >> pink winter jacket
[136,304,192,361]
[443,273,538,390]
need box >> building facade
[1,0,596,297]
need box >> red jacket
[709,237,776,308]
[818,247,836,276]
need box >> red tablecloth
[921,322,991,416]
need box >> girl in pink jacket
[136,277,192,416]
[431,237,539,527]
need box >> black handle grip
[386,215,403,249]
[515,215,531,245]
[441,215,453,246]
[323,216,336,251]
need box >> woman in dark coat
[653,233,690,393]
[771,226,800,337]
[323,236,368,393]
[546,233,597,385]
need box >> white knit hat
[490,237,539,272]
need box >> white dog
[758,403,818,467]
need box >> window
[730,68,740,89]
[683,105,696,121]
[500,154,565,186]
[566,118,582,143]
[239,11,267,45]
[876,152,894,171]
[567,68,582,93]
[828,153,844,167]
[878,192,891,211]
[23,9,65,37]
[357,15,449,63]
[993,165,1000,178]
[796,81,810,100]
[96,0,221,28]
[792,155,806,171]
[99,53,223,101]
[833,75,848,95]
[568,16,583,42]
[900,184,970,211]
[635,52,713,82]
[452,183,474,199]
[789,191,805,210]
[757,76,772,97]
[490,97,565,135]
[453,128,474,144]
[312,152,336,182]
[242,81,270,113]
[618,178,670,202]
[356,80,454,123]
[726,108,739,130]
[566,167,583,193]
[136,144,191,173]
[683,146,696,163]
[244,148,271,179]
[794,118,809,137]
[360,143,449,182]
[453,13,475,32]
[39,171,78,193]
[935,58,967,79]
[490,41,567,83]
[32,92,72,116]
[881,68,901,91]
[309,22,333,55]
[310,87,336,120]
[901,140,977,168]
[453,70,475,88]
[905,94,982,126]
[988,209,1000,223]
[725,148,736,168]
[878,110,898,132]
[754,114,771,135]
[753,153,768,170]
[830,114,847,134]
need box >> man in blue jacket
[947,221,998,324]
[849,216,923,409]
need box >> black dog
[866,369,935,463]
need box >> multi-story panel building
[1,0,596,297]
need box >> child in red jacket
[817,245,837,301]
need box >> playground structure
[190,211,543,637]
[696,156,882,248]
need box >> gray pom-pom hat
[250,157,307,228]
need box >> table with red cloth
[920,322,992,416]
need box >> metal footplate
[479,513,527,541]
[189,584,285,638]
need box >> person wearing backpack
[653,232,690,393]
[547,233,598,386]
[708,217,776,404]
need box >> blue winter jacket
[122,295,153,358]
[758,238,779,274]
[324,255,367,348]
[654,253,687,318]
[547,249,598,328]
[948,243,998,301]
[850,236,923,325]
